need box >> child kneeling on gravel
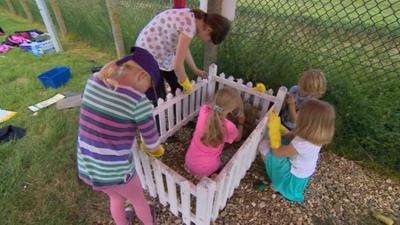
[185,87,245,177]
[258,99,335,202]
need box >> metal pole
[35,0,63,52]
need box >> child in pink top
[185,87,245,177]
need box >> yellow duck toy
[253,83,267,93]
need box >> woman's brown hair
[191,9,231,44]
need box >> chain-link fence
[218,0,400,171]
[0,0,398,171]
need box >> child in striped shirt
[77,47,163,225]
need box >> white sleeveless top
[289,136,322,178]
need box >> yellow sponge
[267,111,281,149]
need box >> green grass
[0,11,113,225]
[0,2,399,224]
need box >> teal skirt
[265,151,309,202]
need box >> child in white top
[259,99,335,202]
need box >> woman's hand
[179,78,193,94]
[193,68,208,79]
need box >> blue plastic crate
[38,66,71,88]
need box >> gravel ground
[92,124,399,225]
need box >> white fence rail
[132,64,287,225]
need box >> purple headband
[115,47,160,85]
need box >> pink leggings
[102,175,153,225]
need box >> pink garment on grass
[7,35,28,45]
[185,105,239,177]
[0,44,11,54]
[101,175,153,225]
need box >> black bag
[0,125,26,143]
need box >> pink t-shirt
[185,105,239,177]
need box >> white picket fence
[132,64,287,225]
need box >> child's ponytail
[201,105,225,147]
[95,61,121,90]
[201,87,242,147]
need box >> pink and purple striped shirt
[77,75,159,187]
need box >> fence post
[105,0,125,58]
[202,0,222,71]
[20,0,34,23]
[35,0,63,52]
[5,0,16,15]
[206,64,217,101]
[196,177,216,225]
[50,0,67,36]
[274,86,288,114]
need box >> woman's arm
[175,33,192,82]
[185,50,207,79]
[271,143,298,157]
[185,49,197,73]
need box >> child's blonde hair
[201,87,243,147]
[298,69,326,98]
[292,99,335,145]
